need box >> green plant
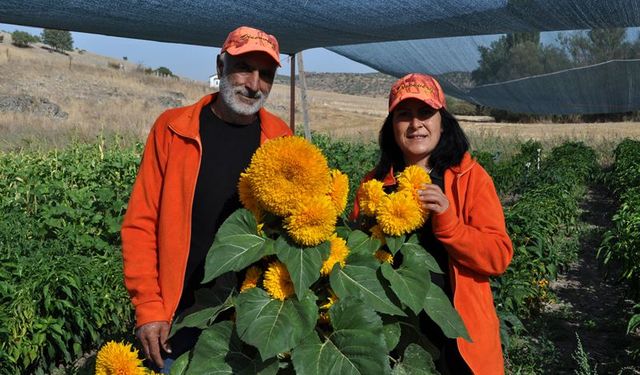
[11,30,39,47]
[41,29,74,52]
[572,333,598,375]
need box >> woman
[352,73,513,374]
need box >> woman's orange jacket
[352,152,513,375]
[121,94,292,328]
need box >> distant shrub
[41,29,73,53]
[155,66,174,77]
[11,31,39,48]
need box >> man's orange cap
[221,26,280,66]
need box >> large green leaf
[235,288,318,360]
[330,264,405,316]
[385,234,406,255]
[291,299,390,375]
[275,236,328,300]
[382,320,401,352]
[391,344,438,375]
[170,273,236,337]
[346,230,380,256]
[380,246,432,314]
[423,285,470,341]
[395,316,440,360]
[400,243,443,274]
[169,351,190,375]
[185,321,278,375]
[203,209,269,283]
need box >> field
[1,36,640,374]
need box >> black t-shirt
[179,105,261,311]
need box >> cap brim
[225,46,281,66]
[389,93,444,113]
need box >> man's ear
[216,55,223,77]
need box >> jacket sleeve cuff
[431,205,458,235]
[135,301,168,328]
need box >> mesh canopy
[2,0,639,53]
[330,31,640,114]
[2,0,640,114]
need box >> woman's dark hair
[373,107,469,180]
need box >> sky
[1,23,375,82]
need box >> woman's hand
[417,184,449,214]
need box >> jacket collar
[167,93,281,140]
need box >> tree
[11,31,39,48]
[41,29,73,52]
[559,28,635,66]
[155,66,174,77]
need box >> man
[121,26,291,371]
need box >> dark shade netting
[1,0,639,53]
[2,0,640,114]
[330,29,640,114]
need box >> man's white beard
[218,74,268,116]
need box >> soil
[541,184,640,374]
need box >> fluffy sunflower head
[263,260,295,300]
[328,169,349,215]
[246,136,331,216]
[95,341,146,375]
[321,234,350,276]
[376,190,425,236]
[358,179,387,216]
[238,172,264,221]
[284,195,337,247]
[397,165,432,194]
[240,266,262,292]
[375,249,394,264]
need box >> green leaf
[235,288,318,360]
[185,321,278,374]
[169,351,190,375]
[275,236,328,300]
[391,344,438,375]
[347,229,380,256]
[170,273,237,337]
[330,264,405,316]
[203,209,269,283]
[385,234,406,255]
[400,243,442,274]
[382,320,401,352]
[381,245,432,314]
[424,285,470,341]
[395,316,440,361]
[291,298,390,375]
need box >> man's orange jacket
[121,93,292,328]
[352,152,513,375]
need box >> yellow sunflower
[284,196,337,247]
[376,190,425,236]
[240,266,262,292]
[397,165,432,194]
[369,224,386,245]
[328,169,349,215]
[358,179,386,216]
[238,172,263,221]
[95,341,146,375]
[246,136,331,216]
[263,260,295,300]
[375,249,394,264]
[321,234,350,276]
[320,289,339,310]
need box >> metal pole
[297,52,311,140]
[289,54,296,134]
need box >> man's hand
[136,321,172,368]
[417,184,450,214]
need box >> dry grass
[1,40,639,162]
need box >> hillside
[1,33,639,154]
